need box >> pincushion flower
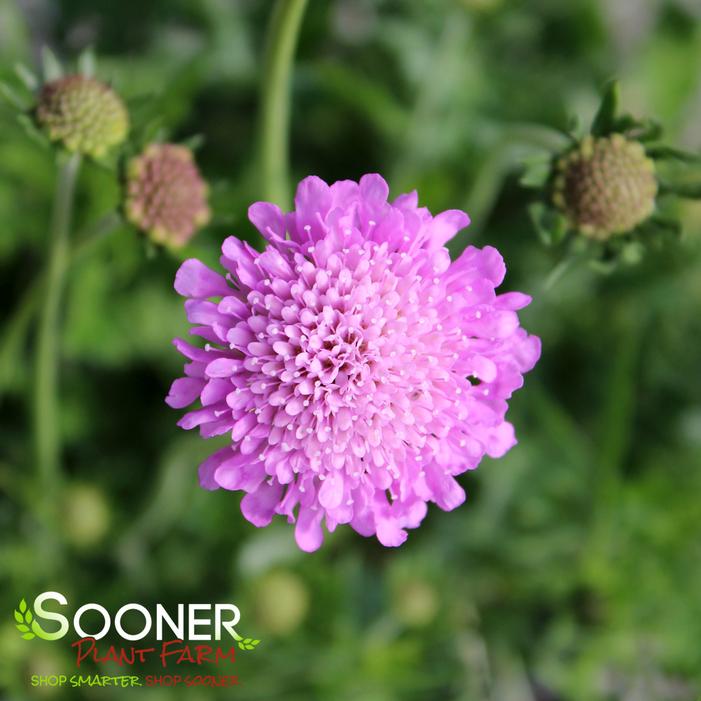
[525,81,696,268]
[125,143,210,247]
[36,75,128,158]
[552,134,657,240]
[167,174,540,551]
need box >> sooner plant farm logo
[13,592,261,690]
[14,592,259,649]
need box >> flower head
[167,174,540,551]
[525,81,692,270]
[125,143,210,247]
[553,134,657,240]
[36,75,128,158]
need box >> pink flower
[167,174,540,551]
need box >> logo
[15,592,262,689]
[14,592,260,650]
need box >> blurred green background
[1,1,701,699]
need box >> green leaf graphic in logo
[231,630,261,651]
[13,598,53,641]
[14,599,35,640]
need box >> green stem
[33,153,81,502]
[259,0,308,211]
[0,213,122,402]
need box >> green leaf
[519,154,552,189]
[566,114,585,140]
[528,202,569,246]
[646,146,701,163]
[617,116,662,143]
[78,47,96,77]
[19,599,27,613]
[243,638,252,644]
[16,624,29,632]
[237,642,245,650]
[26,610,33,623]
[14,62,39,91]
[15,115,50,150]
[0,81,30,110]
[22,633,35,640]
[41,46,63,82]
[14,611,22,623]
[591,80,619,137]
[251,639,260,645]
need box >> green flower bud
[36,75,128,158]
[125,143,210,248]
[553,134,657,240]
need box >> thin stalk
[33,153,81,503]
[0,212,123,404]
[259,0,308,210]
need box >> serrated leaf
[41,46,63,82]
[22,633,35,640]
[14,611,22,623]
[591,80,619,136]
[19,599,27,613]
[15,62,39,91]
[78,47,96,77]
[17,623,29,632]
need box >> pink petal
[295,507,324,552]
[240,481,283,527]
[166,377,205,409]
[175,259,231,298]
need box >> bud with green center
[125,143,210,248]
[36,75,128,158]
[552,134,657,240]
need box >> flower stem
[259,0,308,210]
[1,212,122,407]
[33,153,81,501]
